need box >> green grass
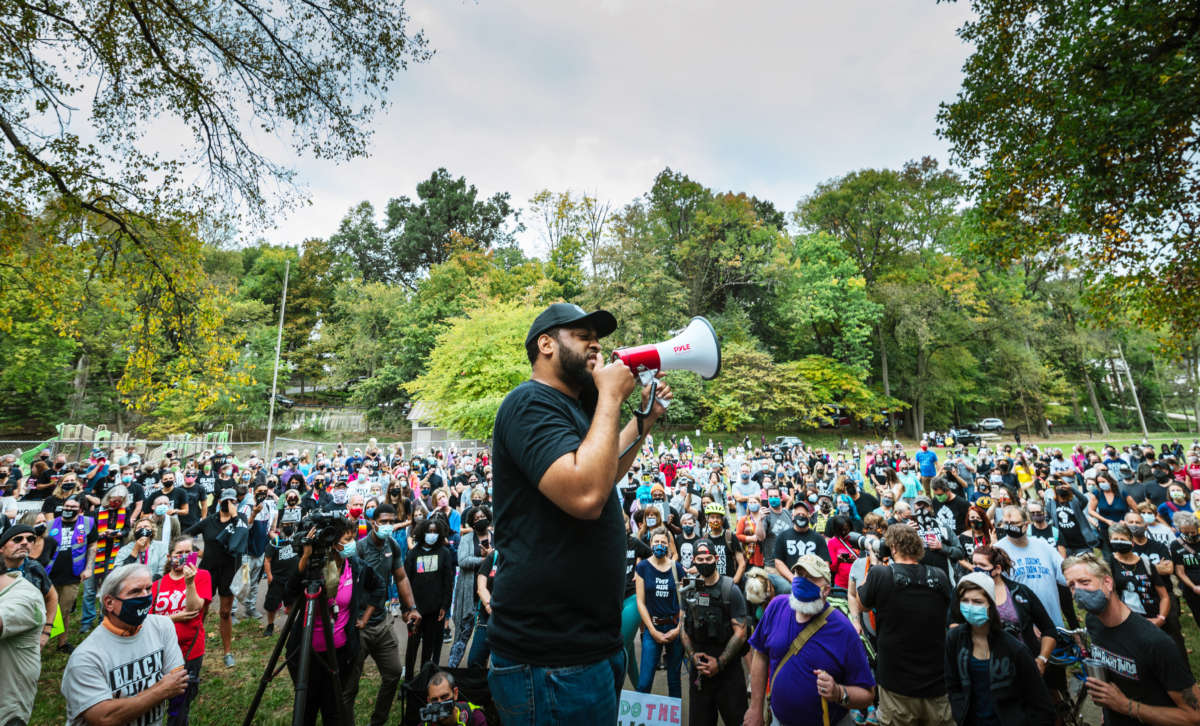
[31,614,386,726]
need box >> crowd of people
[0,427,1195,720]
[4,424,1200,724]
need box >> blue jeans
[447,611,476,667]
[620,594,640,687]
[637,625,683,698]
[488,650,625,726]
[80,574,98,631]
[467,621,491,668]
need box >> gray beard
[789,595,827,617]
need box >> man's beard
[789,595,827,617]
[558,342,597,395]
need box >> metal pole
[265,260,290,458]
[1117,342,1149,438]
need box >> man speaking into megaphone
[487,302,673,725]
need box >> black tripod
[242,564,349,726]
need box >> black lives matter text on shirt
[108,649,167,726]
[1085,611,1195,726]
[489,380,626,668]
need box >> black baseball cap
[524,303,617,350]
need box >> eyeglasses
[7,534,36,544]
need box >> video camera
[292,510,346,567]
[419,700,455,723]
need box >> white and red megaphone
[611,316,722,382]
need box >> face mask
[768,497,781,508]
[1128,525,1146,538]
[960,602,990,627]
[472,519,490,534]
[792,576,822,603]
[62,510,78,520]
[645,517,659,527]
[1074,587,1108,614]
[1142,513,1156,524]
[972,566,992,575]
[122,475,133,484]
[695,561,716,578]
[1173,492,1188,504]
[135,527,154,540]
[999,524,1025,539]
[424,532,440,546]
[331,489,348,504]
[113,594,152,627]
[794,516,810,529]
[808,494,818,504]
[389,487,403,496]
[1030,513,1046,524]
[934,493,948,502]
[154,505,168,517]
[340,540,357,558]
[682,525,695,536]
[881,497,894,508]
[472,499,483,507]
[348,507,364,519]
[747,501,760,513]
[1110,540,1134,554]
[652,544,669,558]
[970,519,984,530]
[1099,482,1111,491]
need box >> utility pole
[265,260,290,458]
[1117,342,1149,438]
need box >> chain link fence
[272,436,491,455]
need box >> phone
[185,552,198,568]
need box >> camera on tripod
[292,510,346,566]
[419,700,455,723]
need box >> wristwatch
[839,686,850,707]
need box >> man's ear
[537,332,557,358]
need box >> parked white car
[978,417,1005,432]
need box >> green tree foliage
[938,0,1200,335]
[405,303,535,439]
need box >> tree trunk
[1118,343,1149,437]
[877,325,894,434]
[69,354,89,421]
[1084,371,1110,436]
[913,349,927,440]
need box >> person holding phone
[150,535,211,726]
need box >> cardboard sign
[619,690,682,726]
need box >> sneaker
[57,643,75,655]
[443,630,452,643]
[224,653,235,668]
[263,623,274,637]
[864,706,880,725]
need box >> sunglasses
[7,534,36,544]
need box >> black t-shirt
[858,562,953,698]
[489,380,625,667]
[266,536,300,585]
[1144,480,1169,508]
[1028,522,1056,545]
[1111,556,1165,617]
[1086,611,1195,725]
[196,472,217,497]
[40,495,67,515]
[703,532,743,578]
[675,534,699,570]
[933,495,968,534]
[178,484,204,529]
[853,491,879,520]
[47,519,98,586]
[356,533,401,624]
[1134,539,1172,571]
[155,486,188,514]
[624,535,652,598]
[186,514,239,566]
[215,476,236,495]
[772,527,831,570]
[1055,504,1090,551]
[1170,539,1200,583]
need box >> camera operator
[286,514,383,726]
[421,670,488,726]
[909,495,964,579]
[343,503,419,726]
[185,488,246,668]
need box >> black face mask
[472,519,490,534]
[389,488,403,496]
[794,517,809,530]
[62,510,78,520]
[1110,540,1134,554]
[970,520,985,530]
[135,528,154,540]
[695,561,717,578]
[998,524,1025,539]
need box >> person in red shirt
[1186,455,1200,491]
[151,534,212,726]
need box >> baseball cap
[219,488,238,503]
[524,303,617,351]
[0,524,35,548]
[792,553,832,582]
[693,539,715,557]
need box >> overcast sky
[263,0,976,253]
